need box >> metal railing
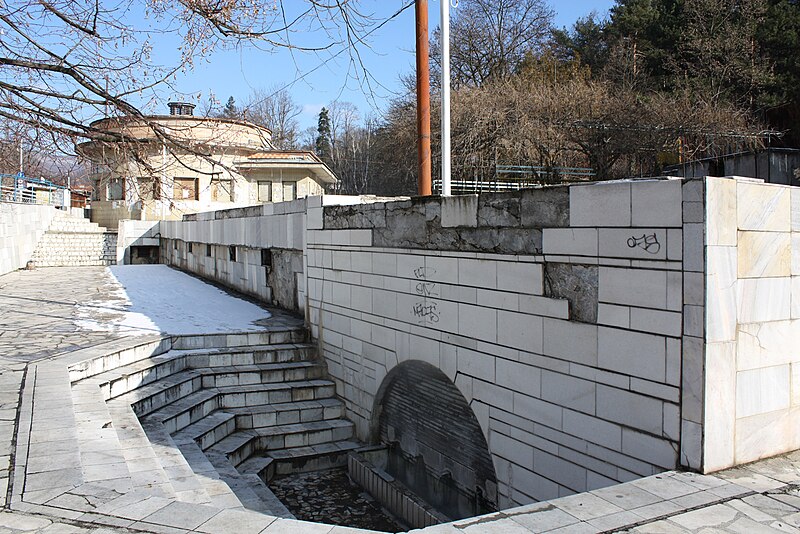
[495,165,596,181]
[1,173,69,206]
[432,165,596,194]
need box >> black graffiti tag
[412,302,440,324]
[627,233,661,254]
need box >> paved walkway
[1,266,800,533]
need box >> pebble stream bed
[269,468,404,533]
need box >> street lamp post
[441,0,452,196]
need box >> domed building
[78,102,337,229]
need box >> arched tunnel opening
[371,360,498,520]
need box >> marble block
[736,320,800,371]
[631,179,683,228]
[706,246,737,342]
[736,277,791,324]
[734,406,800,465]
[737,182,791,232]
[570,181,631,227]
[706,178,737,246]
[792,363,800,406]
[703,342,736,472]
[737,231,791,278]
[735,365,790,418]
[792,188,800,231]
[793,235,800,276]
[793,277,800,319]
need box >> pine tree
[220,96,239,119]
[315,107,332,163]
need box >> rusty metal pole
[415,0,432,196]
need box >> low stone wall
[0,203,58,275]
[348,452,447,529]
[159,196,385,313]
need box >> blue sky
[139,1,615,129]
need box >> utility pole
[415,0,432,196]
[441,0,452,196]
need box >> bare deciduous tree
[0,0,380,154]
[432,0,555,87]
[244,88,302,150]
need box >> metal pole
[441,0,452,196]
[415,0,432,196]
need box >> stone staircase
[30,210,116,267]
[67,327,357,516]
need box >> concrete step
[142,380,337,433]
[103,400,177,499]
[211,419,355,467]
[31,259,114,267]
[123,370,204,417]
[147,388,220,434]
[69,336,173,382]
[139,419,213,504]
[169,398,345,452]
[228,398,345,429]
[68,336,307,385]
[204,450,294,517]
[251,440,361,480]
[107,358,327,412]
[95,351,191,400]
[176,343,317,367]
[171,410,237,451]
[199,362,326,388]
[171,328,308,351]
[173,439,244,509]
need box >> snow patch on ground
[74,265,271,336]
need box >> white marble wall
[305,179,687,508]
[703,177,800,472]
[117,220,160,264]
[0,203,58,276]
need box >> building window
[229,245,237,262]
[261,248,272,267]
[173,177,198,200]
[258,181,272,202]
[206,244,212,257]
[188,242,193,254]
[137,177,160,201]
[211,176,233,202]
[282,182,297,201]
[108,177,125,201]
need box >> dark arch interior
[372,361,498,520]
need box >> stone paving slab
[2,266,800,533]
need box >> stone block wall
[0,203,58,275]
[160,201,307,308]
[155,178,800,511]
[702,177,800,471]
[159,196,383,312]
[305,179,693,508]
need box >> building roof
[236,151,338,184]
